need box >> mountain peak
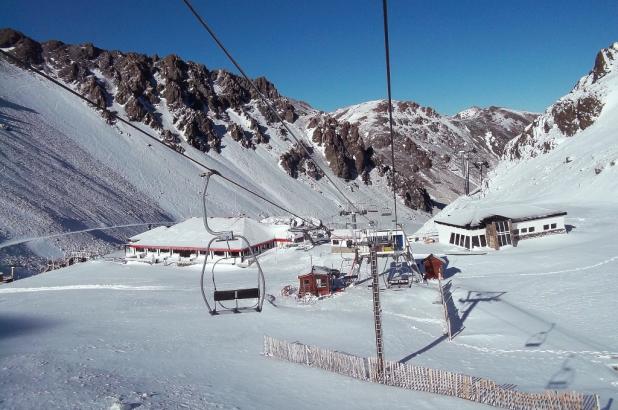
[454,106,483,119]
[590,42,618,83]
[505,42,618,162]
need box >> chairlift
[386,260,412,288]
[199,171,266,315]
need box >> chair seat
[214,288,260,301]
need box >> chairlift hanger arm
[201,171,234,240]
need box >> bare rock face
[252,76,279,100]
[505,43,616,162]
[227,123,255,149]
[178,111,220,152]
[551,96,603,136]
[114,54,153,105]
[312,118,374,181]
[591,45,617,83]
[0,28,24,47]
[1,28,294,156]
[402,138,432,172]
[280,142,323,180]
[81,76,107,108]
[162,80,183,107]
[0,28,43,65]
[395,174,433,211]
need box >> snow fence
[263,335,598,410]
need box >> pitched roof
[435,204,566,229]
[128,217,278,250]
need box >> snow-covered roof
[331,229,356,239]
[435,204,566,229]
[128,217,280,251]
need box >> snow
[455,106,482,119]
[434,202,565,228]
[0,207,616,409]
[129,217,278,250]
[0,59,424,262]
[2,40,617,410]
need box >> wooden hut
[298,271,332,298]
[423,254,445,280]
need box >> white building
[434,205,567,251]
[125,217,292,265]
[330,228,359,253]
[330,228,408,255]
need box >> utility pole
[370,244,385,382]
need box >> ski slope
[0,58,423,264]
[0,203,616,409]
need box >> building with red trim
[126,217,294,265]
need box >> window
[543,224,549,230]
[449,233,455,244]
[480,235,487,247]
[550,223,557,229]
[472,236,480,248]
[529,227,535,233]
[459,234,465,247]
[513,229,519,235]
[493,220,512,247]
[332,240,340,245]
[178,250,192,258]
[230,251,240,257]
[214,250,225,256]
[521,227,528,233]
[465,236,470,249]
[455,234,460,246]
[304,279,310,285]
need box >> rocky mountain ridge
[504,42,618,161]
[1,28,536,210]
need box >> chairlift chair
[386,260,412,288]
[199,171,266,315]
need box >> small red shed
[423,254,445,280]
[298,272,331,298]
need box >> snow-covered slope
[0,28,537,268]
[0,225,616,408]
[0,59,421,268]
[487,42,618,204]
[417,42,618,238]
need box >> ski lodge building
[434,205,567,251]
[330,228,408,255]
[125,217,295,265]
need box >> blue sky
[2,0,617,114]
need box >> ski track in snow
[0,222,176,249]
[459,254,618,278]
[0,284,171,293]
[451,339,617,360]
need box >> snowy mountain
[1,30,617,410]
[322,101,536,205]
[417,42,618,235]
[487,41,618,204]
[0,29,424,269]
[0,28,534,268]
